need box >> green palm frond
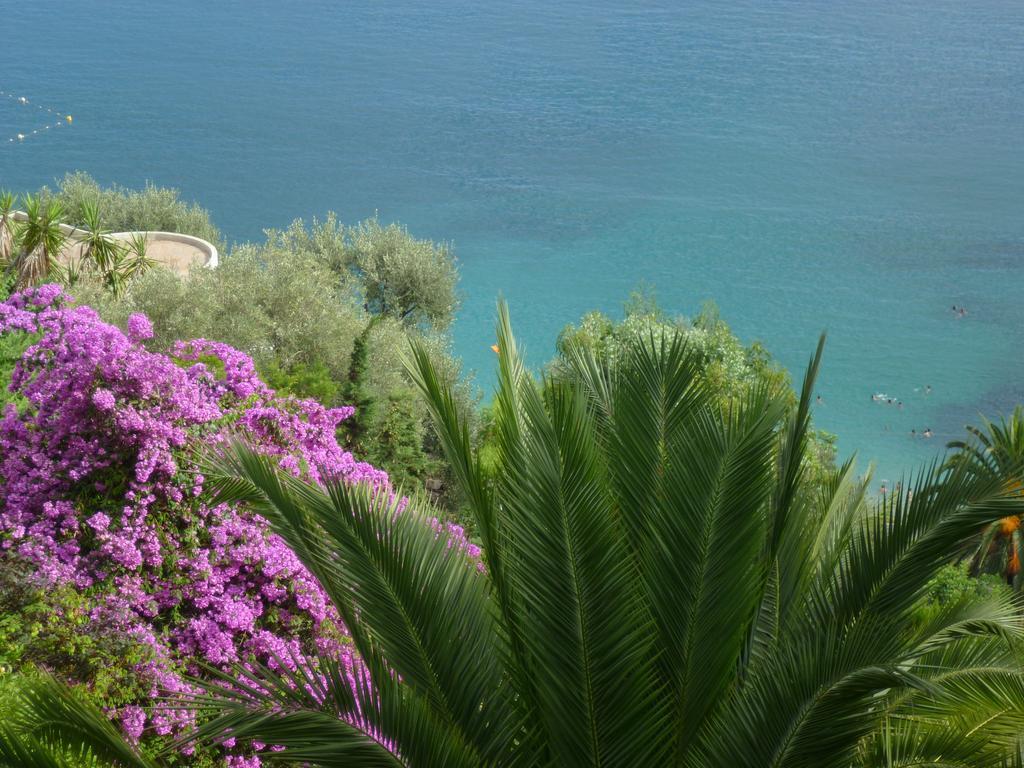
[0,673,154,768]
[947,407,1024,586]
[495,371,669,765]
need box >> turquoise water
[2,0,1023,480]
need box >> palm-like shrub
[6,306,1024,768]
[75,199,123,275]
[947,406,1024,585]
[121,232,158,281]
[10,195,67,289]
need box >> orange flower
[1000,516,1021,537]
[1008,550,1021,577]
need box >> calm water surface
[3,0,1023,480]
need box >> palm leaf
[0,674,154,768]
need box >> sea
[2,0,1023,482]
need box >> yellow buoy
[66,115,73,124]
[490,344,500,354]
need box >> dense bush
[550,290,837,477]
[553,290,790,400]
[73,240,366,385]
[0,285,423,764]
[44,172,224,250]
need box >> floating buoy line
[1,90,73,144]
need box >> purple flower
[92,389,116,412]
[86,511,110,533]
[121,705,146,742]
[126,313,154,342]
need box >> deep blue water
[3,0,1023,481]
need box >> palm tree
[175,303,1024,768]
[947,407,1024,585]
[4,306,1024,767]
[10,195,67,289]
[68,201,157,297]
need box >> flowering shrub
[0,286,401,764]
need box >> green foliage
[0,332,32,413]
[10,195,67,289]
[341,321,379,448]
[553,291,791,403]
[262,212,351,282]
[915,562,1010,622]
[359,388,433,491]
[261,359,341,405]
[549,290,836,491]
[339,319,447,492]
[47,172,223,251]
[0,565,149,711]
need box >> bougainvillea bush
[0,285,464,765]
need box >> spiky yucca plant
[74,199,124,275]
[10,195,67,289]
[121,232,157,281]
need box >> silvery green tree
[347,217,458,329]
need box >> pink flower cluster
[0,286,402,761]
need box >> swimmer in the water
[816,395,824,405]
[911,429,917,438]
[925,384,932,395]
[897,401,903,409]
[923,428,934,438]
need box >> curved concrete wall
[9,211,219,272]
